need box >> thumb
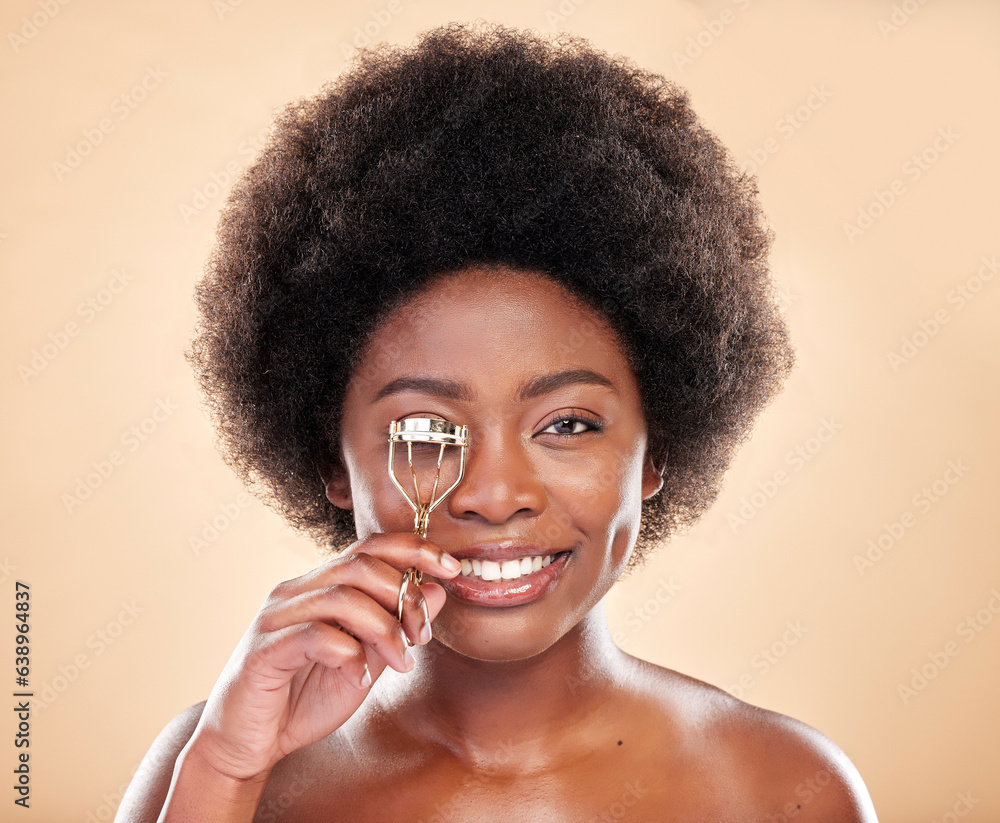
[360,582,446,685]
[419,581,447,620]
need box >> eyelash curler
[388,418,469,631]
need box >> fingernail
[440,553,461,573]
[402,647,416,669]
[360,666,372,689]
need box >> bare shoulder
[726,700,880,821]
[622,656,880,821]
[114,701,207,823]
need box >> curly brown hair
[189,21,793,570]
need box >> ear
[641,448,666,500]
[320,463,354,510]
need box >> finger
[272,533,461,602]
[395,580,446,647]
[420,581,446,620]
[244,621,372,690]
[259,554,430,647]
[256,583,419,673]
[264,545,455,645]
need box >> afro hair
[189,21,794,570]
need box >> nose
[446,428,547,525]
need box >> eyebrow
[374,376,474,402]
[518,368,615,400]
[373,368,616,404]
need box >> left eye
[541,416,598,435]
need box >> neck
[374,603,627,772]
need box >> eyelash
[538,409,603,436]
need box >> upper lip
[446,542,571,564]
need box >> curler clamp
[387,418,469,540]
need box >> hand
[183,533,461,782]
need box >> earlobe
[641,450,666,500]
[320,464,354,510]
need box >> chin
[428,604,570,664]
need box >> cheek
[607,471,645,551]
[347,475,382,538]
[546,447,646,542]
[342,444,406,538]
[593,463,646,580]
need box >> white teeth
[500,559,521,579]
[480,560,502,581]
[458,555,556,581]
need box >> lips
[438,550,572,607]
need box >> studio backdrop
[1,1,997,820]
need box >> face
[329,267,662,661]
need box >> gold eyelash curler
[388,418,469,631]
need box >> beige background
[2,0,997,820]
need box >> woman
[118,22,878,821]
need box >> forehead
[347,268,637,401]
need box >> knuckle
[414,543,437,564]
[369,621,405,653]
[342,641,366,666]
[266,579,293,602]
[298,621,328,645]
[252,606,278,634]
[345,551,379,574]
[243,633,276,669]
[320,583,358,611]
[321,582,346,603]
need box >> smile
[459,555,553,581]
[440,551,572,607]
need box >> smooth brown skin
[117,268,879,822]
